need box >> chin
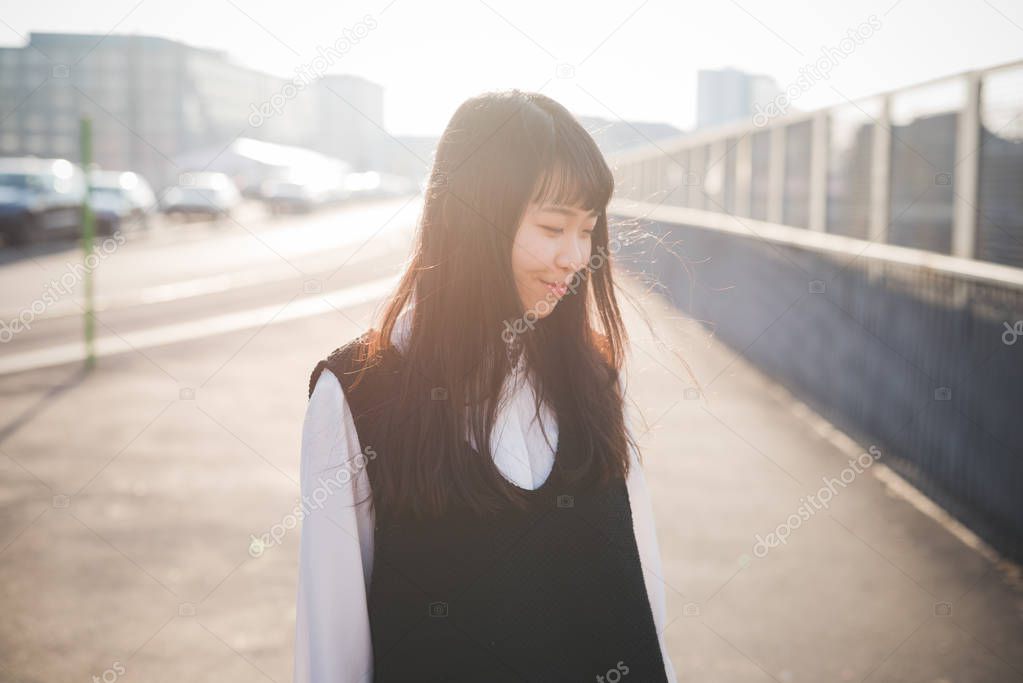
[533,299,558,315]
[518,299,554,318]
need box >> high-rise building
[0,32,386,189]
[697,67,780,129]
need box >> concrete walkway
[618,278,1023,682]
[0,272,1020,682]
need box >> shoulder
[307,332,378,400]
[308,364,344,406]
[305,370,347,454]
[302,366,372,492]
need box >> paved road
[0,199,1020,682]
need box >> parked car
[0,157,86,246]
[88,170,157,235]
[160,172,241,219]
[343,171,419,200]
[260,177,334,214]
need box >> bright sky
[2,0,1022,136]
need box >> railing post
[735,134,752,218]
[809,111,829,232]
[689,145,706,210]
[869,97,892,245]
[767,124,786,224]
[952,70,982,260]
[707,139,726,212]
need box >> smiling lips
[541,279,568,298]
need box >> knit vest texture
[308,334,669,683]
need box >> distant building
[379,135,440,188]
[576,116,683,157]
[315,74,387,171]
[697,67,780,129]
[0,32,386,189]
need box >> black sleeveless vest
[308,334,669,683]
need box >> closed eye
[542,225,594,237]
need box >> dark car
[0,157,86,246]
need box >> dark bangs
[529,121,614,215]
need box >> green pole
[80,117,95,370]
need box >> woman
[294,90,678,682]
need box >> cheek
[511,230,552,276]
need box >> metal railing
[608,58,1023,563]
[612,58,1023,267]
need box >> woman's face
[511,201,598,318]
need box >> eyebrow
[538,205,599,218]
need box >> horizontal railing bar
[609,197,1023,290]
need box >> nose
[554,240,587,279]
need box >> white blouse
[294,315,678,682]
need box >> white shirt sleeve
[293,370,375,683]
[622,373,679,683]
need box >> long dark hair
[352,89,636,521]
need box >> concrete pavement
[0,266,1021,682]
